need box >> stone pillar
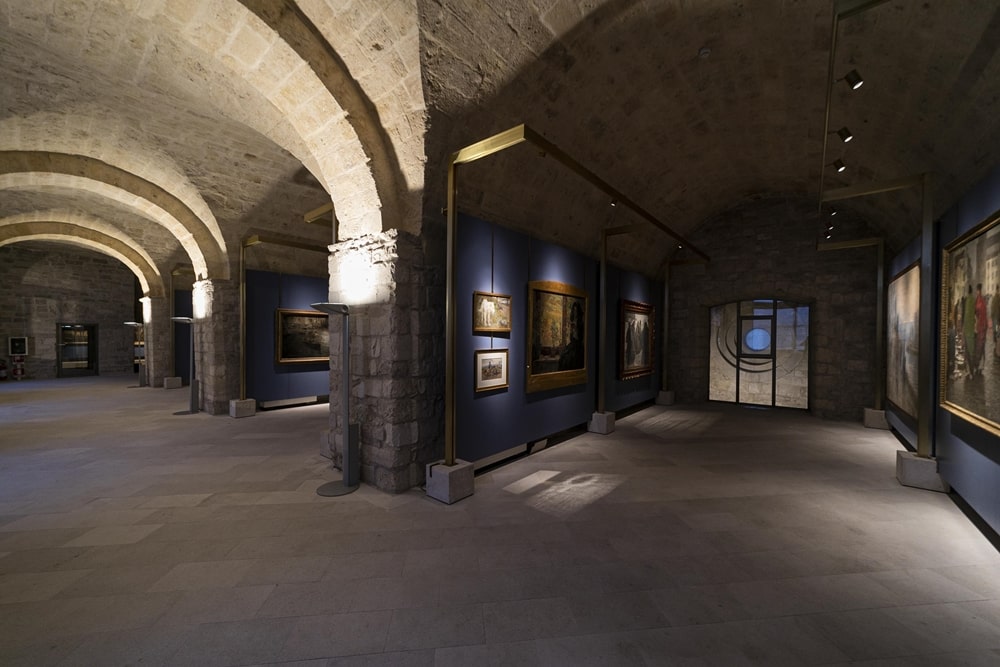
[327,230,445,493]
[192,278,239,415]
[144,295,170,388]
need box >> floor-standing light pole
[170,316,197,415]
[123,321,147,387]
[312,302,359,496]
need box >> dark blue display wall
[246,270,330,404]
[936,163,1000,535]
[173,289,192,385]
[455,214,660,464]
[605,266,663,412]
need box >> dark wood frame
[474,348,509,392]
[526,280,588,393]
[620,299,654,380]
[472,291,512,334]
[276,309,329,364]
[939,213,1000,435]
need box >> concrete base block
[656,390,675,406]
[425,459,474,504]
[588,411,615,434]
[896,450,950,493]
[229,399,256,418]
[863,408,889,430]
[163,377,182,390]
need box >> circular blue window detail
[745,327,771,351]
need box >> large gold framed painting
[940,214,1000,433]
[887,264,920,418]
[526,280,587,392]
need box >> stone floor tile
[147,559,258,592]
[157,584,275,626]
[482,596,578,643]
[167,616,297,666]
[238,555,333,585]
[0,569,90,603]
[277,610,392,661]
[383,603,485,651]
[63,523,163,547]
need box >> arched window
[709,300,809,409]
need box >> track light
[835,127,853,142]
[610,200,617,207]
[830,209,838,216]
[830,159,846,173]
[839,69,864,90]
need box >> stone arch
[239,0,426,233]
[141,0,388,237]
[0,158,223,280]
[0,110,227,254]
[0,221,164,298]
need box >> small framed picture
[474,349,509,392]
[473,291,512,333]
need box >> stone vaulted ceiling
[2,0,1000,286]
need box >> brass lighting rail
[445,123,708,466]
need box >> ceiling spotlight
[836,127,853,142]
[830,159,846,173]
[839,69,864,90]
[610,200,617,207]
[830,209,838,216]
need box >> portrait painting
[620,300,654,380]
[526,280,587,393]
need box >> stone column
[327,229,445,493]
[192,278,239,415]
[143,295,170,388]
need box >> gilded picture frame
[276,309,330,364]
[887,263,920,419]
[474,348,509,392]
[526,280,587,393]
[940,214,1000,434]
[620,300,654,380]
[472,291,512,334]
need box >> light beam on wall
[338,250,377,304]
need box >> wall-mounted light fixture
[834,127,853,142]
[839,69,864,90]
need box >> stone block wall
[193,278,240,415]
[0,244,136,380]
[670,197,880,421]
[327,228,445,493]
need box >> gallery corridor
[1,376,998,666]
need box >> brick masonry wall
[669,197,880,421]
[0,244,135,380]
[328,227,446,493]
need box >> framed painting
[474,349,509,392]
[526,280,587,393]
[620,299,654,380]
[940,214,1000,434]
[276,309,330,364]
[887,263,920,419]
[473,291,512,333]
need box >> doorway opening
[709,300,809,409]
[57,323,98,377]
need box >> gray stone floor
[1,375,999,666]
